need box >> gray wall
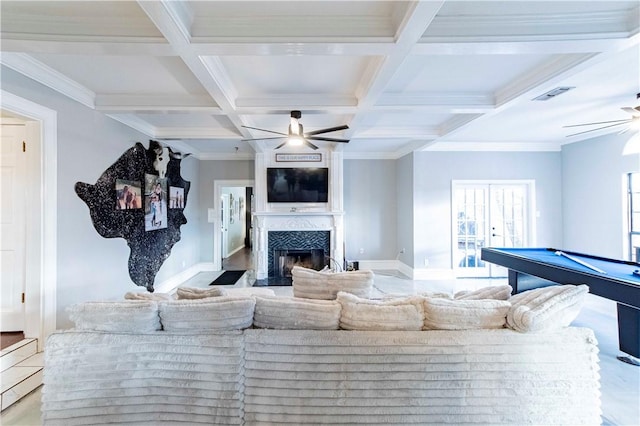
[2,66,201,329]
[413,151,563,269]
[561,133,639,259]
[396,153,415,267]
[197,160,254,263]
[343,159,398,261]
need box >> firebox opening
[274,249,325,279]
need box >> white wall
[2,66,201,329]
[561,133,639,259]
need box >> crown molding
[424,141,562,152]
[105,113,156,136]
[94,94,219,112]
[1,53,95,108]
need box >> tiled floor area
[2,268,639,425]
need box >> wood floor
[222,246,252,270]
[0,333,24,351]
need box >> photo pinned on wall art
[169,186,185,209]
[115,179,142,210]
[144,174,168,231]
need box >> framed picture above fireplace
[266,167,329,203]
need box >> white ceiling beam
[95,94,220,112]
[347,1,446,136]
[154,127,241,139]
[375,92,495,113]
[412,38,628,56]
[0,39,176,56]
[235,95,358,110]
[190,42,394,57]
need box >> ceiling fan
[241,110,349,150]
[564,93,640,137]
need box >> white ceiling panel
[1,0,638,158]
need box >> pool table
[481,247,640,362]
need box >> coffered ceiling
[1,1,638,159]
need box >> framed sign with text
[275,153,322,162]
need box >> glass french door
[453,181,534,277]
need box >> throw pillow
[454,285,513,300]
[67,301,161,333]
[253,296,341,329]
[124,292,174,301]
[337,291,424,331]
[423,297,510,330]
[506,284,589,333]
[158,296,255,331]
[176,286,227,300]
[292,266,374,300]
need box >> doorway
[1,91,58,351]
[213,180,254,271]
[452,180,536,278]
[1,120,27,332]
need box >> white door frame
[2,91,57,351]
[451,179,536,278]
[213,180,254,271]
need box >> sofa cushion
[454,285,513,300]
[175,286,227,299]
[292,266,374,300]
[124,292,174,301]
[159,296,255,331]
[423,297,510,330]
[337,292,424,331]
[253,296,341,329]
[506,284,589,333]
[67,301,161,333]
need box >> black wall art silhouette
[75,140,190,292]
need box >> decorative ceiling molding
[106,113,156,137]
[425,141,562,152]
[95,94,219,112]
[423,10,635,40]
[1,52,95,108]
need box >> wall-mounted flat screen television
[267,167,329,203]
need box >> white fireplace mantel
[252,211,344,280]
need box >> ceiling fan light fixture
[287,135,304,146]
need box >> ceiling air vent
[532,87,575,101]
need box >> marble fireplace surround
[252,212,344,280]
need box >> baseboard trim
[358,260,455,280]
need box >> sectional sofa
[41,274,601,425]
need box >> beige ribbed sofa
[42,285,602,425]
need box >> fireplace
[273,249,325,279]
[266,230,331,282]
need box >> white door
[221,194,230,261]
[453,181,534,277]
[1,123,27,331]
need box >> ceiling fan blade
[563,118,631,128]
[274,141,288,150]
[305,125,349,136]
[242,125,288,136]
[307,136,350,143]
[303,139,319,150]
[241,136,286,141]
[566,121,628,137]
[622,107,640,117]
